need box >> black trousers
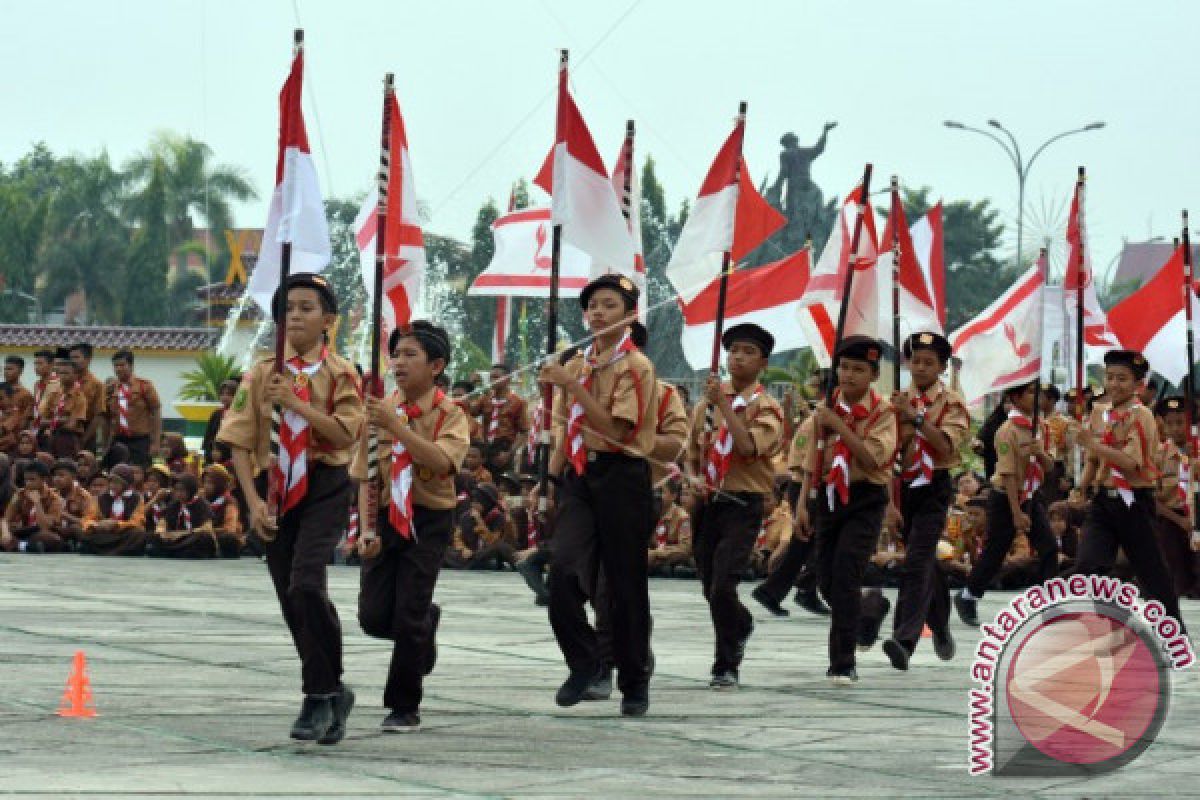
[109,434,151,468]
[893,471,953,649]
[814,482,887,672]
[1075,490,1186,631]
[693,493,763,674]
[358,505,453,713]
[549,454,653,693]
[258,465,350,696]
[966,489,1057,599]
[1157,517,1198,599]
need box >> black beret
[271,272,338,321]
[54,347,72,363]
[1103,349,1149,381]
[721,323,774,358]
[579,273,639,311]
[1156,395,1189,417]
[902,331,952,363]
[1003,380,1037,398]
[5,356,24,368]
[834,335,883,367]
[51,459,78,475]
[389,320,451,363]
[629,320,648,349]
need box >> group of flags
[249,39,1200,405]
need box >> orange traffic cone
[57,650,98,718]
[921,625,933,638]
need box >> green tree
[323,196,368,355]
[121,159,171,325]
[641,156,691,380]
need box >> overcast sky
[3,0,1195,284]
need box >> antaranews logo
[967,575,1194,776]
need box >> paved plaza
[0,556,1196,798]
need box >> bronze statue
[753,122,838,265]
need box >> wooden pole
[1181,212,1199,540]
[890,175,902,393]
[1073,166,1087,421]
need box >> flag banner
[468,207,592,298]
[950,264,1044,404]
[1108,244,1200,385]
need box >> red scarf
[1102,405,1136,506]
[900,388,937,487]
[275,346,328,515]
[1178,451,1191,516]
[826,390,873,510]
[116,382,133,436]
[565,329,635,476]
[389,389,445,539]
[704,385,762,490]
[654,518,669,548]
[177,502,193,531]
[487,394,506,443]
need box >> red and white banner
[468,207,592,298]
[949,264,1044,404]
[1064,175,1123,361]
[611,129,646,320]
[909,203,946,327]
[877,195,942,336]
[492,297,511,363]
[248,46,331,313]
[1108,244,1200,385]
[679,250,812,370]
[533,57,635,276]
[665,117,786,302]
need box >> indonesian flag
[910,203,947,327]
[795,184,880,366]
[877,193,943,336]
[355,92,425,340]
[665,115,787,302]
[492,297,511,363]
[949,264,1044,404]
[679,250,812,370]
[1108,244,1200,385]
[467,207,592,297]
[248,46,331,313]
[533,56,635,275]
[1064,173,1123,356]
[611,128,646,320]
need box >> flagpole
[890,175,902,393]
[537,49,569,517]
[1030,246,1048,480]
[1072,166,1087,420]
[809,163,874,505]
[1180,211,1199,542]
[620,120,635,224]
[363,72,394,540]
[267,28,304,524]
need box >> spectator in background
[0,356,35,457]
[69,342,106,451]
[29,350,56,448]
[1047,501,1078,572]
[104,349,162,468]
[0,454,13,518]
[1,460,64,553]
[648,480,692,575]
[76,450,100,487]
[81,464,148,556]
[162,433,192,474]
[202,379,239,466]
[203,465,243,558]
[88,473,109,497]
[41,350,86,459]
[50,459,97,551]
[470,364,528,474]
[14,431,37,463]
[954,471,983,510]
[149,473,216,558]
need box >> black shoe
[620,685,649,717]
[424,604,441,676]
[583,667,613,701]
[556,668,599,707]
[290,694,334,741]
[794,589,831,616]
[954,593,980,627]
[856,594,890,651]
[709,670,739,690]
[381,710,421,733]
[318,685,355,745]
[826,666,859,686]
[882,638,911,672]
[733,622,755,664]
[534,594,549,607]
[931,627,957,661]
[751,586,790,617]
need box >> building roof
[1114,241,1200,289]
[0,325,220,351]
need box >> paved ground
[0,556,1196,798]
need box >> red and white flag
[949,264,1044,404]
[1107,244,1200,385]
[611,128,646,320]
[1064,174,1123,359]
[679,250,813,370]
[248,45,331,313]
[909,203,947,327]
[533,56,635,276]
[665,115,786,302]
[877,193,942,336]
[355,91,425,340]
[467,207,592,298]
[492,297,511,363]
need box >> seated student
[162,432,192,475]
[463,442,493,487]
[1154,396,1198,600]
[751,485,792,579]
[996,532,1039,589]
[867,525,906,587]
[953,471,983,510]
[450,483,518,570]
[1047,501,1078,571]
[142,465,172,532]
[203,464,243,558]
[50,459,98,551]
[483,439,513,479]
[150,473,216,558]
[13,430,38,462]
[514,481,554,607]
[76,450,100,487]
[81,464,149,556]
[1,460,65,553]
[647,479,693,574]
[88,472,109,497]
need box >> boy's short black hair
[452,380,474,393]
[5,355,24,369]
[1003,380,1036,400]
[69,342,93,359]
[172,473,199,497]
[112,349,134,365]
[34,349,54,361]
[388,320,451,371]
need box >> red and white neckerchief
[51,392,68,431]
[565,329,636,476]
[654,518,669,548]
[1177,450,1192,516]
[31,380,45,428]
[275,346,327,515]
[24,496,38,527]
[1008,409,1044,503]
[116,382,133,436]
[900,387,938,487]
[209,493,228,524]
[388,389,445,539]
[526,513,539,548]
[527,398,544,467]
[826,390,873,511]
[346,503,359,547]
[177,503,193,531]
[110,490,134,521]
[754,522,768,550]
[704,385,763,490]
[1102,405,1136,507]
[487,394,506,443]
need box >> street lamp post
[943,119,1105,270]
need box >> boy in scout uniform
[537,274,656,716]
[647,478,692,573]
[0,356,35,456]
[687,322,784,690]
[104,349,162,468]
[69,342,107,451]
[794,336,897,685]
[955,380,1057,626]
[149,473,217,558]
[1,460,65,552]
[50,459,98,550]
[217,273,364,746]
[1072,351,1187,630]
[470,362,529,472]
[875,332,969,670]
[81,464,149,556]
[40,349,87,458]
[354,320,469,734]
[1154,396,1197,598]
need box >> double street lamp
[943,119,1106,270]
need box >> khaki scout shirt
[787,416,815,482]
[550,339,657,462]
[77,371,106,425]
[800,389,898,486]
[1084,401,1158,489]
[990,413,1048,493]
[472,390,529,444]
[687,383,784,495]
[4,488,63,531]
[217,343,364,472]
[651,380,690,485]
[105,377,161,438]
[350,387,471,511]
[653,503,692,555]
[39,384,87,434]
[0,383,33,451]
[896,381,970,472]
[1155,439,1192,512]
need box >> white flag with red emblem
[248,46,331,313]
[467,207,592,298]
[1064,173,1123,360]
[909,203,947,328]
[1108,244,1200,385]
[876,193,943,336]
[949,264,1045,404]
